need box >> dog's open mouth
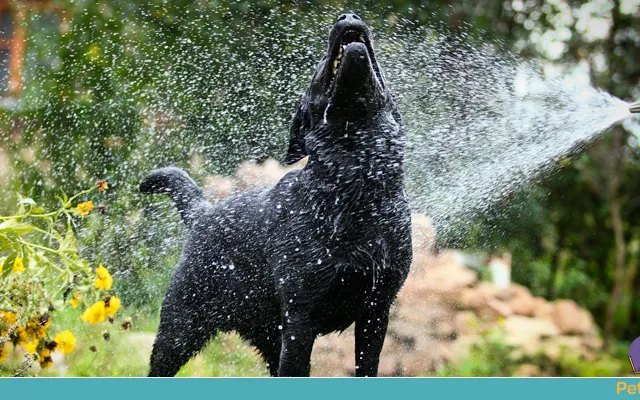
[326,26,384,95]
[331,30,366,75]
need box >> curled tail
[140,167,208,227]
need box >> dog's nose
[337,13,361,23]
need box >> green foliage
[0,185,107,318]
[435,330,628,378]
[1,305,267,377]
[435,331,517,377]
[0,183,127,373]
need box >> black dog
[140,13,411,377]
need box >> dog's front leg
[355,303,390,377]
[277,310,314,377]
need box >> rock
[551,300,594,335]
[204,175,237,201]
[485,299,513,319]
[509,284,532,297]
[503,315,560,356]
[454,311,480,336]
[509,295,535,316]
[235,158,306,190]
[411,214,436,257]
[391,302,455,341]
[513,363,542,377]
[542,336,582,361]
[424,252,478,294]
[396,270,441,305]
[581,335,604,350]
[460,282,504,312]
[531,297,554,320]
[448,335,483,364]
[311,331,354,377]
[236,160,275,190]
[411,252,434,273]
[508,285,536,316]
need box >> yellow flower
[0,312,18,343]
[26,322,46,340]
[53,330,76,354]
[77,201,94,216]
[26,317,49,341]
[105,296,120,317]
[24,340,39,354]
[95,264,113,290]
[0,343,7,363]
[96,180,109,192]
[39,348,52,369]
[12,257,24,274]
[69,293,81,308]
[81,301,106,324]
[0,311,18,326]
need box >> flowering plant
[0,181,120,372]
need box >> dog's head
[285,14,400,165]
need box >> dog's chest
[309,235,408,333]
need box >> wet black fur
[140,14,412,377]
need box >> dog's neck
[303,112,405,195]
[296,115,406,241]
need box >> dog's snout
[332,13,368,38]
[337,13,361,22]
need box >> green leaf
[3,252,16,275]
[57,190,70,208]
[19,198,36,206]
[30,207,46,215]
[0,220,35,235]
[51,300,64,310]
[58,226,78,254]
[0,235,14,252]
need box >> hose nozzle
[631,101,640,114]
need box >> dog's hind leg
[148,280,217,377]
[149,309,216,377]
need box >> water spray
[630,101,640,114]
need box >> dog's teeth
[359,35,365,42]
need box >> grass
[0,305,268,377]
[4,305,628,377]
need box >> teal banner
[1,378,639,400]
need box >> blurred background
[0,0,639,376]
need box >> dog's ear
[284,106,307,165]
